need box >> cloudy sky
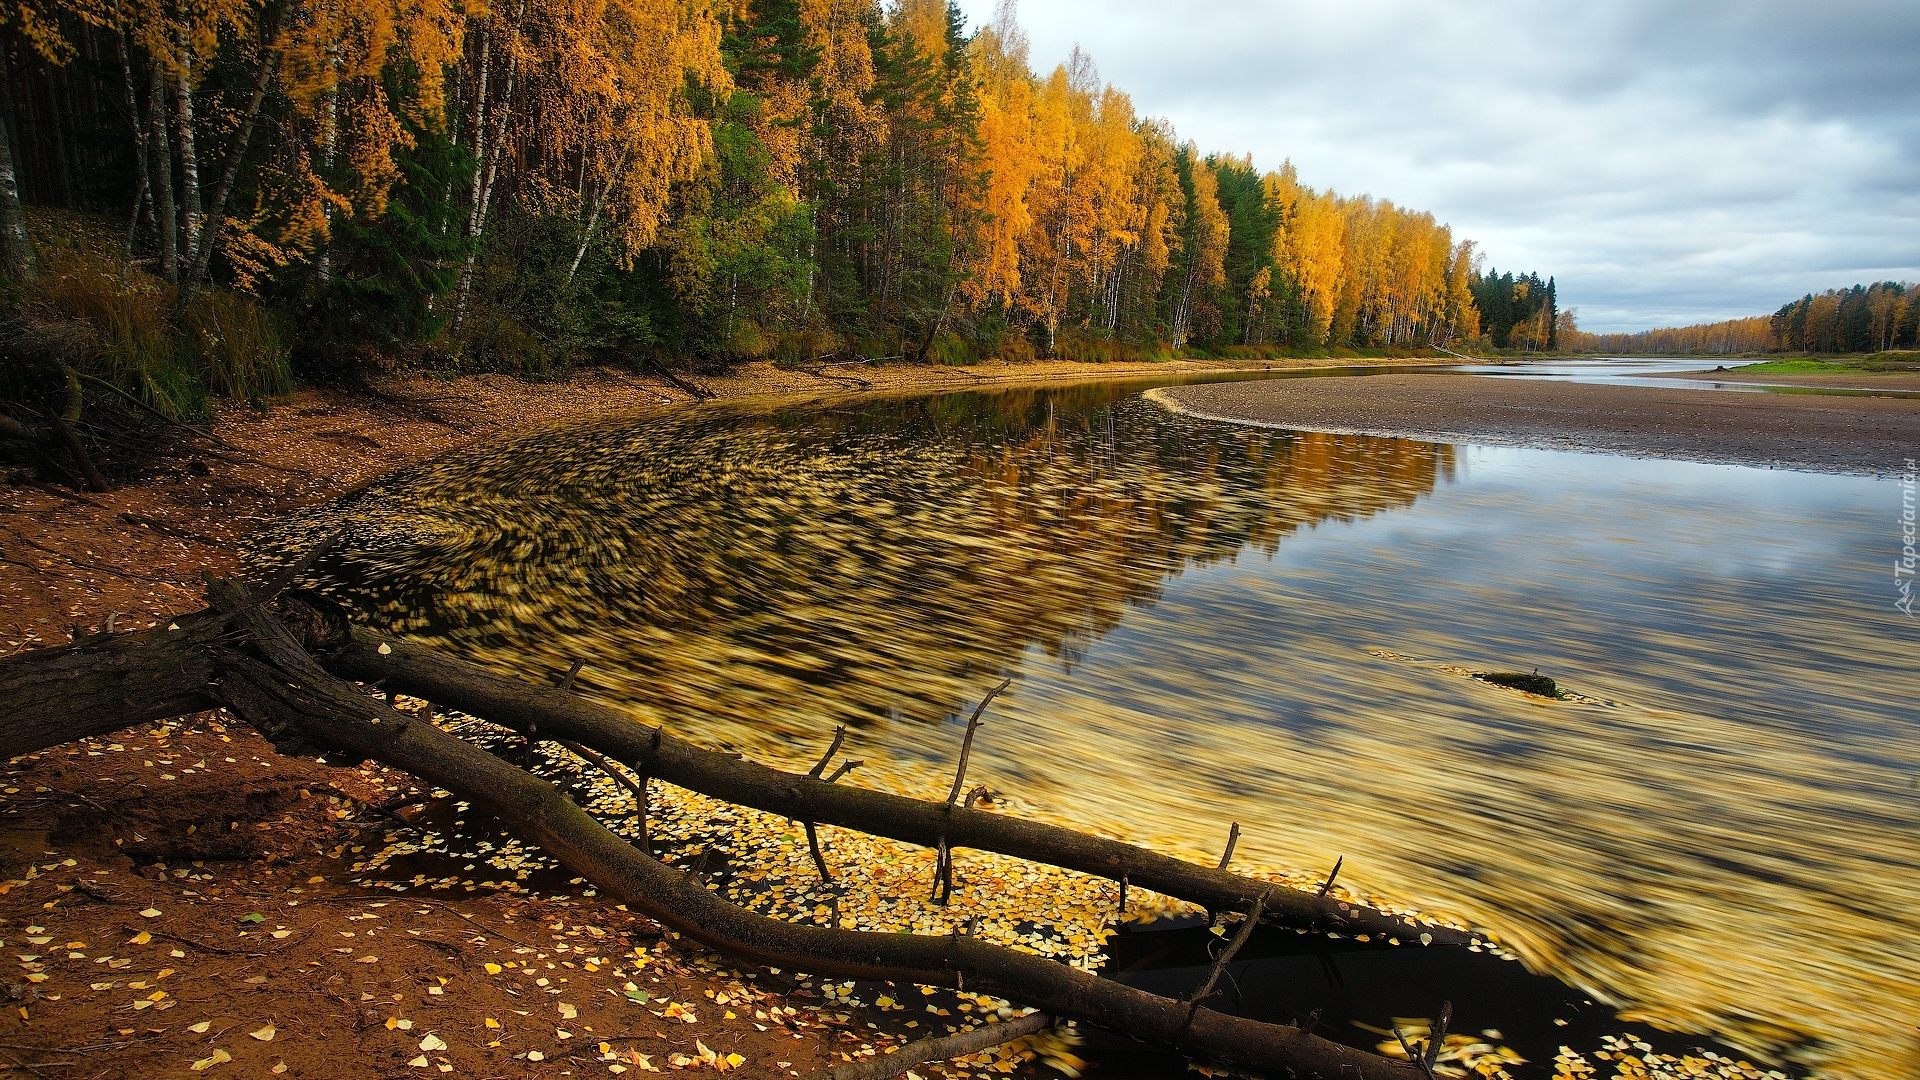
[952,0,1920,333]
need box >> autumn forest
[1565,281,1920,356]
[0,0,1541,398]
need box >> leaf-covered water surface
[267,379,1919,1079]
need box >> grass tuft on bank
[1726,352,1920,375]
[2,210,291,426]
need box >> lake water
[280,374,1919,1078]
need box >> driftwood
[0,582,1446,1078]
[325,628,1467,948]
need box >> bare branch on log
[1186,891,1268,1029]
[810,726,847,780]
[930,835,953,905]
[804,821,833,883]
[1395,1029,1427,1078]
[1217,822,1241,870]
[559,659,586,694]
[561,738,643,804]
[798,1011,1053,1080]
[945,678,1009,811]
[1391,999,1452,1080]
[825,759,863,784]
[1317,856,1344,898]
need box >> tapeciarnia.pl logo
[1898,458,1916,619]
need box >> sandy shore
[1149,372,1920,474]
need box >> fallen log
[0,582,1449,1076]
[321,621,1468,948]
[192,582,1419,1077]
[0,594,1456,949]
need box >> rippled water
[271,377,1920,1078]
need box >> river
[274,370,1920,1078]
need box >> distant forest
[1566,282,1919,356]
[0,0,1571,411]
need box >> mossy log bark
[0,586,1437,1078]
[0,613,219,759]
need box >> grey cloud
[956,0,1920,332]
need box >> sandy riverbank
[1148,372,1920,474]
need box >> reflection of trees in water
[288,386,1452,748]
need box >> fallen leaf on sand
[189,1048,231,1071]
[249,1025,275,1042]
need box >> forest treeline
[1564,281,1919,356]
[0,0,1562,414]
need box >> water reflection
[273,379,1919,1080]
[302,382,1453,738]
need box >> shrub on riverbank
[3,212,290,423]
